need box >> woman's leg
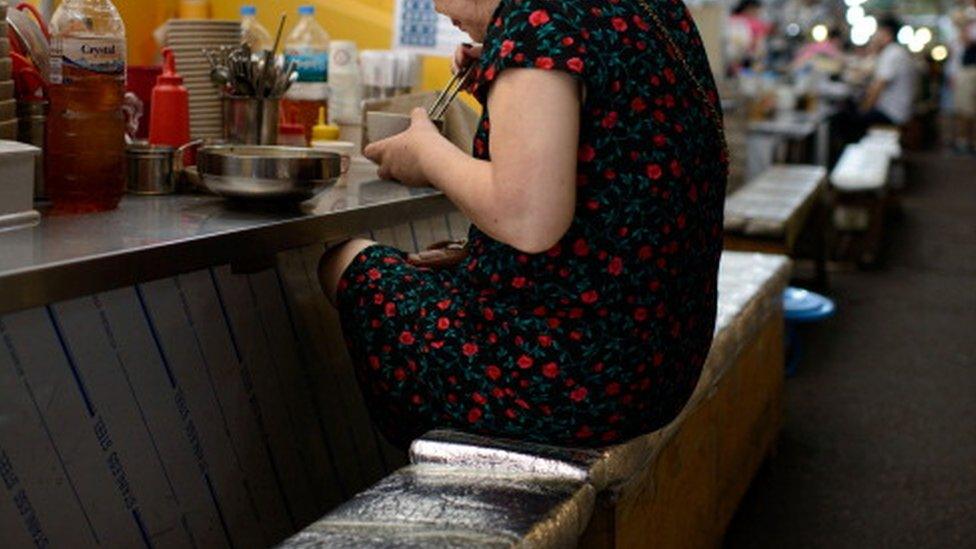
[318,238,379,305]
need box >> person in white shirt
[837,17,918,146]
[951,5,976,153]
[861,17,918,127]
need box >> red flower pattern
[334,0,726,449]
[528,9,550,27]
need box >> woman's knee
[319,238,378,305]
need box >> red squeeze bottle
[149,48,191,147]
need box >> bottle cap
[312,107,340,141]
[298,5,315,16]
[157,48,184,87]
[241,5,257,16]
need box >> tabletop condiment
[311,106,339,143]
[149,48,190,148]
[46,0,127,213]
[278,111,307,147]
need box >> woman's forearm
[419,137,545,251]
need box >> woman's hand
[453,43,483,74]
[363,108,446,187]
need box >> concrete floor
[725,151,976,548]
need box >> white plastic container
[311,140,356,185]
[328,40,362,124]
[0,140,41,230]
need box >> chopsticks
[260,14,288,97]
[428,63,473,121]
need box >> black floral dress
[336,0,727,448]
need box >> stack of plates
[163,19,242,140]
[1,3,16,140]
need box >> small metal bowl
[126,143,177,196]
[196,145,342,201]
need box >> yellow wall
[207,0,451,91]
[62,0,452,89]
[28,0,454,89]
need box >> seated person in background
[838,17,918,144]
[859,17,918,129]
[951,4,976,153]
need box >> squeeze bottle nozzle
[312,106,340,141]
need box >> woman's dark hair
[877,16,902,37]
[734,0,762,15]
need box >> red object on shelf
[127,65,163,139]
[148,48,190,148]
[9,51,46,101]
[278,110,308,147]
[16,3,50,40]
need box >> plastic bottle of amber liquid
[47,0,127,213]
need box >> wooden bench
[830,133,896,265]
[724,165,829,283]
[279,252,791,548]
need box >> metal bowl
[196,145,342,201]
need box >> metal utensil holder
[222,96,279,145]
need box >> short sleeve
[875,48,898,81]
[478,0,588,87]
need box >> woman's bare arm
[375,69,580,254]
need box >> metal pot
[195,145,342,201]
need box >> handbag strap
[633,0,729,157]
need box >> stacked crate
[0,1,15,140]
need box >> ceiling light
[898,25,914,45]
[812,24,829,43]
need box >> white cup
[365,112,412,146]
[311,140,356,185]
[365,111,445,148]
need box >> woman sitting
[320,0,728,448]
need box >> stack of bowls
[163,19,242,140]
[0,2,17,140]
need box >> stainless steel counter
[0,163,452,314]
